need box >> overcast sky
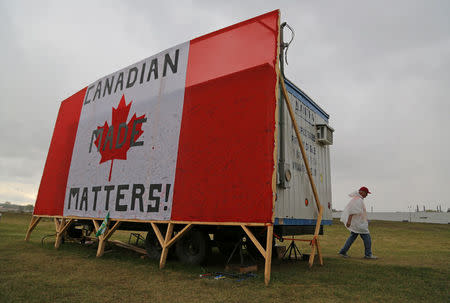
[1,1,449,212]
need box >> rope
[274,233,319,246]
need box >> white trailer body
[276,78,334,234]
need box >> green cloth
[95,212,110,237]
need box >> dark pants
[339,231,372,257]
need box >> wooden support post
[309,238,317,267]
[159,223,174,269]
[264,224,274,286]
[317,238,323,265]
[54,218,61,232]
[150,222,164,246]
[55,218,65,249]
[309,235,324,267]
[55,219,74,249]
[96,221,121,258]
[97,236,106,257]
[25,216,41,241]
[92,220,100,233]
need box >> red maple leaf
[94,95,146,181]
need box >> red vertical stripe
[172,10,279,223]
[33,88,86,216]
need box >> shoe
[364,255,378,259]
[338,252,349,258]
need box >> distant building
[332,211,449,224]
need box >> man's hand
[346,214,353,227]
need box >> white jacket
[340,191,369,234]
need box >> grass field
[0,213,449,302]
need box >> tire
[175,229,209,265]
[145,229,163,260]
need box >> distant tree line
[413,204,447,212]
[0,202,34,213]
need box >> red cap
[359,186,371,194]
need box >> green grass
[0,213,449,302]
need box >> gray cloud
[1,1,448,211]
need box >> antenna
[281,23,295,65]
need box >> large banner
[64,43,189,220]
[34,10,279,223]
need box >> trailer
[26,10,334,285]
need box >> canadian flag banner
[34,10,279,223]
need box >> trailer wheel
[175,229,209,265]
[145,229,163,260]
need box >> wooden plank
[225,264,258,273]
[92,220,100,233]
[165,224,193,249]
[150,222,164,246]
[162,221,265,226]
[42,215,267,226]
[94,223,105,257]
[159,223,174,269]
[241,225,266,257]
[27,215,267,227]
[54,218,66,249]
[264,225,274,286]
[111,240,147,255]
[54,218,60,232]
[25,216,41,241]
[313,209,323,242]
[271,26,281,225]
[317,238,323,265]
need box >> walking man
[338,186,377,259]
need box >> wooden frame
[25,216,275,284]
[25,216,41,241]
